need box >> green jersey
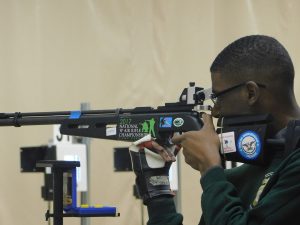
[147,147,300,225]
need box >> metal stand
[37,160,80,225]
[36,160,119,225]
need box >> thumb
[202,113,215,131]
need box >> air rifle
[0,82,211,146]
[1,81,297,166]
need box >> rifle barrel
[0,116,69,126]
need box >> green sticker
[118,117,156,140]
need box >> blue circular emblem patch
[237,130,261,160]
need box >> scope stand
[36,160,119,225]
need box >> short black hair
[210,35,294,89]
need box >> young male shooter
[129,35,300,225]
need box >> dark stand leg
[53,168,63,225]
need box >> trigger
[157,133,174,148]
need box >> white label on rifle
[106,127,117,136]
[219,131,237,154]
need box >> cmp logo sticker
[237,131,261,160]
[173,118,184,127]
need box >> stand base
[46,209,120,221]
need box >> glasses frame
[210,82,266,104]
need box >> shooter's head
[209,35,298,126]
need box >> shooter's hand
[129,135,179,205]
[172,113,221,175]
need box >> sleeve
[200,150,300,225]
[146,197,183,225]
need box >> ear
[245,81,260,105]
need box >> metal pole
[80,103,91,225]
[173,153,182,213]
